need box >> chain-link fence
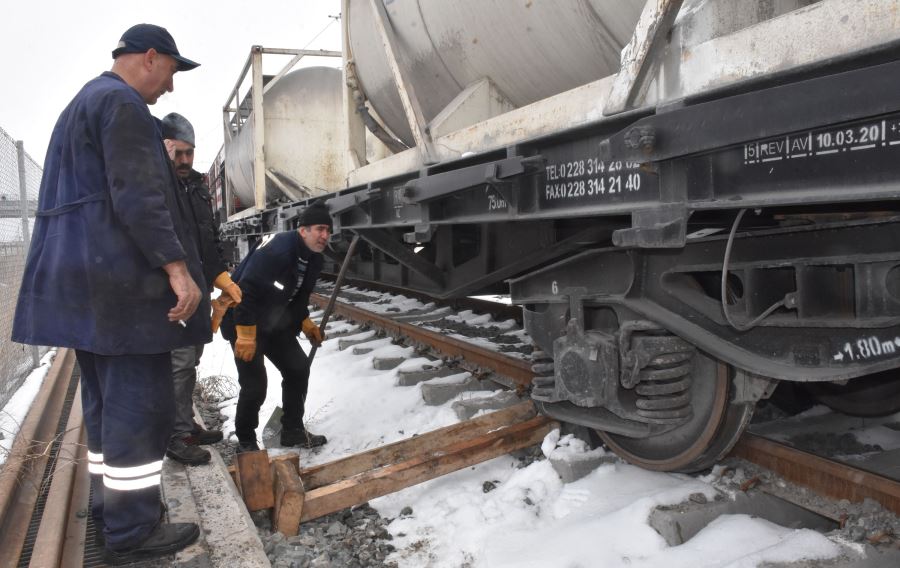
[0,125,48,410]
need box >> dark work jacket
[221,231,323,340]
[12,71,211,354]
[178,169,226,291]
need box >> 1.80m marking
[833,335,900,362]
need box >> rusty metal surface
[731,433,900,516]
[310,293,534,389]
[0,348,76,567]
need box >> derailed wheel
[597,353,755,473]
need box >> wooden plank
[300,416,556,522]
[234,449,275,511]
[300,402,537,490]
[272,461,305,536]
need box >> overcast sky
[0,0,342,172]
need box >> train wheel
[597,353,755,473]
[806,370,900,417]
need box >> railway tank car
[219,0,900,472]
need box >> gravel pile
[256,503,398,568]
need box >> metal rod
[251,46,266,210]
[309,234,360,362]
[604,0,683,115]
[262,52,306,96]
[260,47,340,57]
[368,0,438,164]
[224,51,253,112]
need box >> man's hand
[213,271,242,304]
[301,317,324,346]
[163,138,176,161]
[235,325,257,361]
[211,295,236,333]
[163,260,201,322]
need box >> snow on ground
[196,320,845,568]
[0,296,855,565]
[0,349,56,466]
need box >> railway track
[1,288,899,566]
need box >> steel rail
[317,274,525,323]
[29,383,84,567]
[730,432,900,515]
[309,294,534,389]
[0,347,77,566]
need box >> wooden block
[300,416,556,522]
[234,449,275,511]
[299,401,536,490]
[272,453,300,472]
[228,453,300,482]
[271,460,305,536]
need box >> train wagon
[217,0,900,472]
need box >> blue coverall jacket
[12,71,210,354]
[221,230,324,340]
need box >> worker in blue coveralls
[218,201,331,453]
[11,24,208,565]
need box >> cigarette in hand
[178,320,187,328]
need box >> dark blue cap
[112,24,200,72]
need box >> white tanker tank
[346,0,645,147]
[224,66,344,208]
[223,1,645,209]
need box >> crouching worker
[219,201,332,452]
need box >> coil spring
[530,349,556,402]
[633,347,694,421]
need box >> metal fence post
[16,140,39,368]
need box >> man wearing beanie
[160,112,240,465]
[219,200,332,452]
[12,24,205,564]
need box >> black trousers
[232,329,310,443]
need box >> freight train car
[219,0,900,471]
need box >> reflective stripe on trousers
[87,452,163,490]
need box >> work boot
[102,522,200,565]
[166,436,211,466]
[236,439,261,453]
[190,422,224,445]
[281,427,327,448]
[94,501,167,548]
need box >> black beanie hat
[298,200,333,229]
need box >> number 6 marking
[551,281,558,294]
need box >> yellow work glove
[234,325,257,362]
[213,271,242,304]
[301,317,324,346]
[210,295,236,333]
